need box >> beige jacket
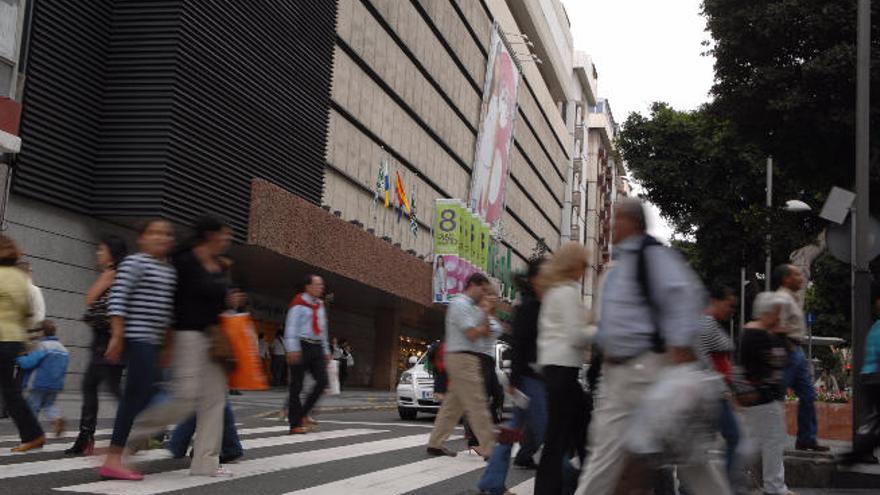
[776,287,806,341]
[537,281,595,368]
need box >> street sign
[819,186,856,225]
[806,312,816,326]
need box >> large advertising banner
[468,25,521,233]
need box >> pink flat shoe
[99,466,144,481]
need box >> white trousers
[128,331,227,475]
[743,401,789,494]
[575,353,731,495]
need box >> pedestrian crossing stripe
[55,433,445,495]
[0,425,292,458]
[510,477,534,494]
[284,448,484,494]
[0,428,383,480]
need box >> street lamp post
[852,0,872,441]
[766,157,773,291]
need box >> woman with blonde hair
[535,242,595,494]
[0,234,46,452]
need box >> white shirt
[26,283,45,330]
[776,287,806,341]
[538,281,595,368]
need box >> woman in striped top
[100,219,177,481]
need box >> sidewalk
[0,387,396,435]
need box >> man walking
[285,275,330,435]
[575,198,729,495]
[427,273,495,458]
[773,264,828,451]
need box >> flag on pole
[373,159,384,205]
[383,161,390,208]
[395,171,411,215]
[409,187,418,236]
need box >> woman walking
[740,292,796,495]
[0,234,46,452]
[66,235,128,455]
[106,216,244,479]
[535,243,594,495]
[100,219,177,480]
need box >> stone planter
[785,400,852,441]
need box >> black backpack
[636,235,666,354]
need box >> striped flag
[383,161,390,208]
[374,159,384,205]
[409,187,418,236]
[395,171,411,215]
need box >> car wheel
[398,407,417,420]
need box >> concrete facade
[2,0,602,391]
[324,0,573,274]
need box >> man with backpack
[575,198,729,495]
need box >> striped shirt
[696,315,734,370]
[108,253,177,345]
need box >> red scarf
[290,293,322,336]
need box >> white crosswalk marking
[509,477,535,494]
[284,448,483,494]
[56,433,437,494]
[0,425,292,458]
[0,428,382,480]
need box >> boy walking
[17,321,70,436]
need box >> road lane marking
[0,428,382,480]
[56,433,443,494]
[284,448,482,494]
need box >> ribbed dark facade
[15,0,337,236]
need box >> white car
[397,341,512,420]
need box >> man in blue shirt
[285,274,330,434]
[576,198,729,495]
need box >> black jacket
[510,287,541,388]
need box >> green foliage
[702,0,880,210]
[805,254,851,340]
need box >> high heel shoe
[65,433,94,456]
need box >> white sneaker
[210,466,234,478]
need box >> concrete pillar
[371,306,401,390]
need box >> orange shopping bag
[219,312,269,391]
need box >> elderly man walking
[575,198,729,495]
[426,273,495,458]
[773,264,828,452]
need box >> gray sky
[562,0,716,241]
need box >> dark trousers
[337,359,348,389]
[0,342,43,443]
[168,401,243,459]
[110,340,160,447]
[536,365,587,495]
[271,355,288,386]
[288,342,328,428]
[78,360,123,436]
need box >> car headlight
[399,372,412,385]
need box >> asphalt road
[1,404,875,494]
[0,408,537,495]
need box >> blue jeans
[784,346,817,444]
[477,375,548,495]
[27,389,61,421]
[110,340,161,447]
[167,401,243,459]
[718,398,740,478]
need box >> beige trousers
[127,330,227,475]
[427,352,495,455]
[575,352,731,495]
